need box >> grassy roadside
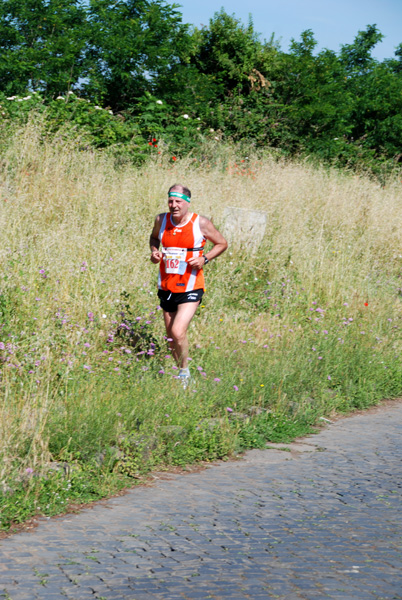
[1,121,402,531]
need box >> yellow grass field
[1,120,402,514]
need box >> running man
[150,184,228,386]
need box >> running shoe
[178,368,191,390]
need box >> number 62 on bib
[163,248,187,274]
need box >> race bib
[163,248,187,274]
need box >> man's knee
[171,325,187,343]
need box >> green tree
[0,0,88,96]
[339,24,383,73]
[155,9,280,137]
[84,0,188,110]
[340,26,402,165]
[260,30,354,158]
[188,10,275,93]
[347,62,402,163]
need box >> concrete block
[221,207,267,251]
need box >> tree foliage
[0,2,401,173]
[84,0,187,109]
[0,0,87,95]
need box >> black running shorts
[157,289,204,312]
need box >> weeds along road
[1,401,402,600]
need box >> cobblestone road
[1,402,402,600]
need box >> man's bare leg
[163,302,200,368]
[163,310,180,364]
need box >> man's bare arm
[187,216,228,270]
[150,214,163,264]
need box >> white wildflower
[56,96,64,100]
[94,106,102,110]
[156,100,163,105]
[209,128,214,132]
[182,114,189,119]
[108,110,113,114]
[23,96,32,100]
[6,96,16,100]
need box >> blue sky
[175,0,402,61]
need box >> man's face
[168,192,189,221]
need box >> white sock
[179,367,190,377]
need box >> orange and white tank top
[158,213,206,292]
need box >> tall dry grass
[1,118,402,487]
[1,120,401,302]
